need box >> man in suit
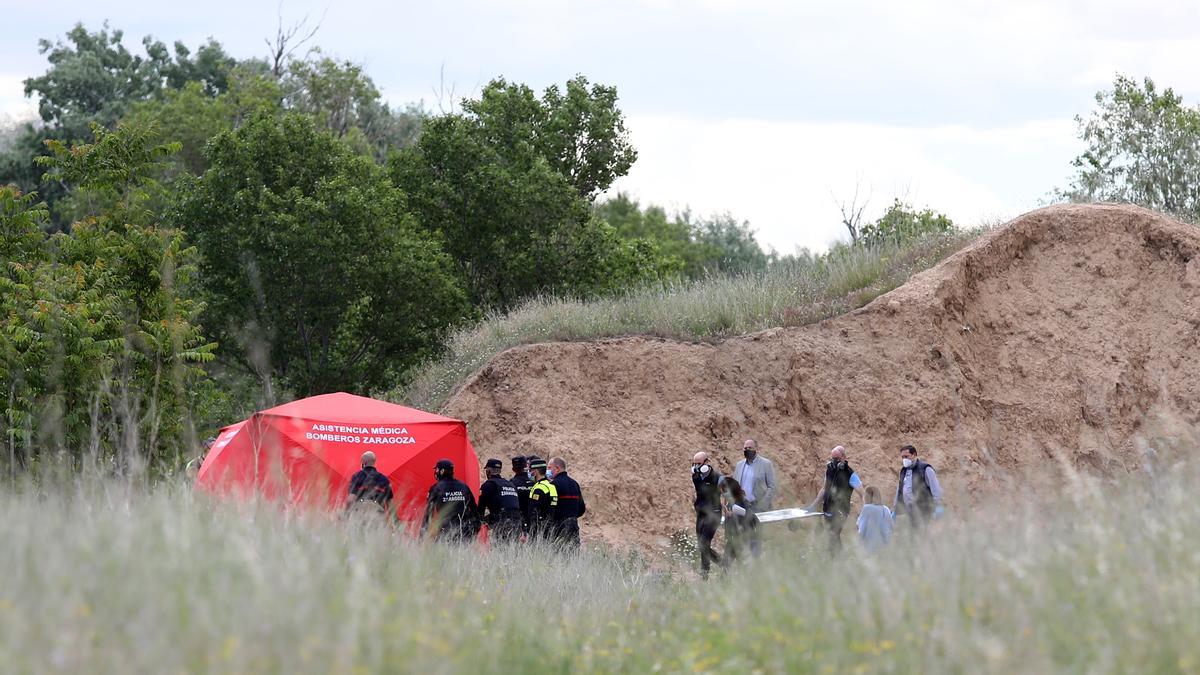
[733,439,776,556]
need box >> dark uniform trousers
[696,511,722,575]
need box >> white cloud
[0,75,35,121]
[612,115,1081,253]
[5,0,1197,253]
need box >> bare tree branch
[431,62,458,115]
[833,180,870,245]
[266,2,326,78]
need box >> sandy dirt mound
[446,204,1200,552]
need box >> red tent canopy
[195,392,480,522]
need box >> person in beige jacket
[732,439,776,556]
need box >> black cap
[511,455,527,469]
[484,458,503,470]
[528,457,547,471]
[435,459,454,472]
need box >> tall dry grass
[2,453,1197,674]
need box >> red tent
[195,392,480,523]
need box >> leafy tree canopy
[125,53,424,179]
[25,22,237,137]
[124,66,282,177]
[2,123,214,472]
[449,76,636,201]
[391,77,650,309]
[1063,75,1200,221]
[596,193,771,276]
[176,113,468,396]
[281,53,423,162]
[2,23,242,225]
[858,199,954,248]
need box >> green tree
[1,123,215,472]
[0,126,65,220]
[126,54,423,177]
[281,54,423,161]
[534,77,637,199]
[1,23,240,224]
[858,199,954,248]
[1063,75,1200,220]
[458,76,636,201]
[176,113,467,396]
[594,193,690,274]
[685,211,772,274]
[392,77,648,309]
[124,66,282,177]
[596,193,771,277]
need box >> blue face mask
[546,469,555,479]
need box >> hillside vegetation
[6,21,1187,477]
[397,229,981,411]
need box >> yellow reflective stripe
[531,480,558,506]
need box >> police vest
[484,477,520,511]
[530,478,558,519]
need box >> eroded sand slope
[447,205,1200,550]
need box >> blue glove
[933,505,945,519]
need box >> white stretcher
[753,507,827,524]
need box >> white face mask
[902,458,913,468]
[699,464,711,476]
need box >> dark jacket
[822,460,856,517]
[423,477,480,540]
[692,466,722,517]
[550,471,586,521]
[477,475,520,528]
[723,495,758,560]
[528,477,558,537]
[895,460,935,518]
[511,471,534,531]
[347,466,393,509]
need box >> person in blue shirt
[857,485,893,553]
[808,445,863,554]
[893,444,945,529]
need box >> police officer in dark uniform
[510,455,534,537]
[478,458,523,543]
[527,457,557,541]
[548,456,586,551]
[422,458,480,541]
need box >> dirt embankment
[446,204,1200,552]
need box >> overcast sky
[4,0,1199,252]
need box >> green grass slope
[396,231,981,412]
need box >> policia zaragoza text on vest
[422,459,481,541]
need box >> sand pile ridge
[446,204,1200,551]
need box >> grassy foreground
[2,461,1198,674]
[397,231,980,411]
